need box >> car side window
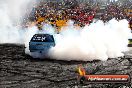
[45,35,54,42]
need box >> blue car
[29,34,55,58]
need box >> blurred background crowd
[22,0,132,32]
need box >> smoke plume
[48,19,131,61]
[0,0,37,43]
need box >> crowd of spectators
[100,3,131,22]
[23,0,97,30]
[23,0,132,31]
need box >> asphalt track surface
[0,44,132,88]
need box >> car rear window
[31,34,54,42]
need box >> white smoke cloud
[22,19,132,61]
[48,19,132,61]
[0,0,37,23]
[0,0,37,43]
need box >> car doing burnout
[29,34,55,57]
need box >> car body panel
[29,34,55,56]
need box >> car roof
[33,34,53,37]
